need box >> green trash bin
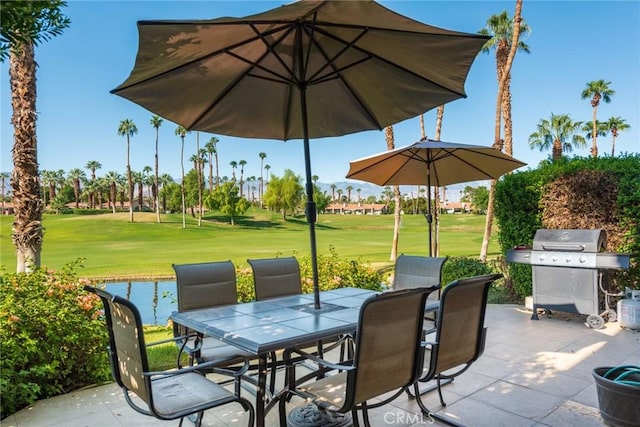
[592,366,640,427]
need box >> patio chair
[248,256,352,361]
[394,254,448,327]
[172,261,253,369]
[85,286,254,427]
[279,286,437,427]
[413,273,502,426]
[247,256,302,300]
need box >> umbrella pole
[426,166,433,257]
[300,86,321,309]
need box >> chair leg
[352,407,361,427]
[437,377,446,407]
[414,383,464,426]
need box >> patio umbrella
[346,139,527,256]
[111,0,489,308]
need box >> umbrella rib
[310,25,470,99]
[189,23,300,130]
[111,23,294,94]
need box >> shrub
[441,256,498,287]
[0,260,110,418]
[235,247,384,302]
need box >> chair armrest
[144,356,250,379]
[287,347,354,372]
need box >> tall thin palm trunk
[432,104,445,257]
[154,129,161,223]
[480,0,523,262]
[385,125,400,261]
[180,138,186,229]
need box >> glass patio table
[170,287,378,427]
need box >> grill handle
[541,244,585,252]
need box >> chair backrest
[172,261,237,312]
[85,286,151,404]
[247,257,302,301]
[429,273,502,375]
[393,254,447,290]
[350,287,436,406]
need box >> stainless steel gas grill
[506,229,631,328]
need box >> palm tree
[117,118,138,222]
[238,160,247,197]
[131,170,144,210]
[158,173,174,213]
[258,152,267,202]
[479,10,531,157]
[330,183,337,202]
[205,137,219,191]
[581,80,615,157]
[480,0,524,262]
[84,160,101,208]
[346,185,353,203]
[150,115,163,223]
[230,161,238,183]
[356,188,361,203]
[582,120,608,150]
[3,1,70,272]
[142,165,153,208]
[104,171,121,213]
[66,168,86,208]
[175,125,188,228]
[529,113,586,160]
[40,170,56,205]
[605,116,630,157]
[264,164,271,186]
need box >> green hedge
[0,261,111,419]
[495,154,640,298]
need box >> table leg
[257,353,268,427]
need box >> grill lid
[532,229,606,253]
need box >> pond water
[104,281,177,326]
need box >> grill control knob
[552,256,558,262]
[579,257,587,263]
[565,257,572,263]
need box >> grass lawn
[0,208,500,278]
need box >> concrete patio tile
[539,400,604,427]
[433,396,535,427]
[503,370,593,398]
[469,380,565,421]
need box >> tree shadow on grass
[205,214,284,229]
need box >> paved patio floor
[3,304,639,426]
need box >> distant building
[325,202,387,215]
[443,201,472,214]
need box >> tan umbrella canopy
[111,0,489,308]
[346,139,527,255]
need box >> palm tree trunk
[181,139,186,229]
[432,104,445,257]
[127,137,134,222]
[155,130,161,223]
[385,125,400,261]
[10,41,43,272]
[480,0,523,262]
[591,105,599,157]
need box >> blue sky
[1,0,639,189]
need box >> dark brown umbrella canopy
[112,0,489,307]
[111,0,489,140]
